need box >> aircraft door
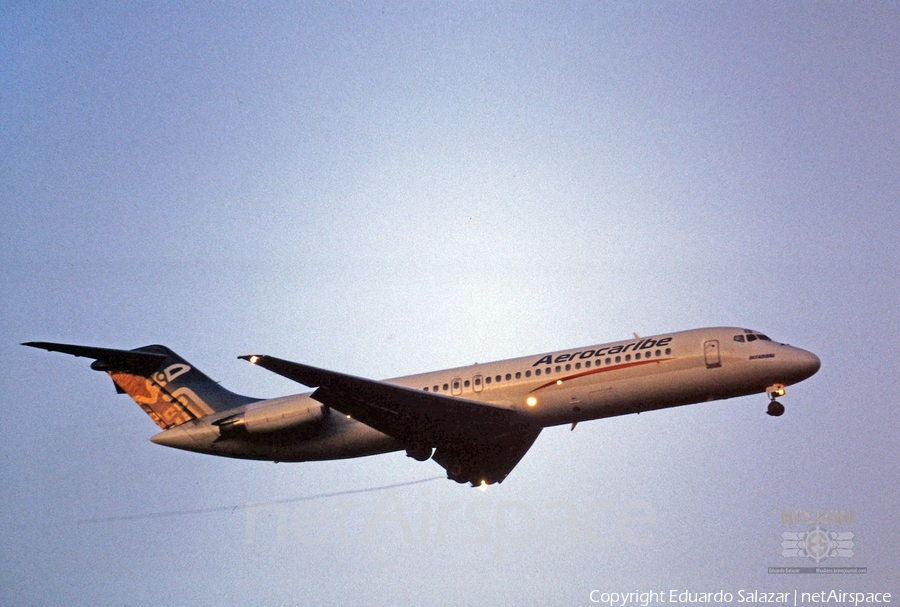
[473,374,483,393]
[451,378,462,395]
[704,340,721,369]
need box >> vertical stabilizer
[22,342,259,429]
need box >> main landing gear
[766,384,786,417]
[405,443,434,462]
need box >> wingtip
[238,354,262,364]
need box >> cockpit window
[737,329,775,343]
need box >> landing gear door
[704,340,721,369]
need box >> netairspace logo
[242,491,657,555]
[589,590,893,606]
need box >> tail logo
[154,364,191,385]
[109,363,215,430]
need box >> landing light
[526,396,537,407]
[479,480,488,492]
[556,379,563,385]
[249,355,260,364]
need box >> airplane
[23,326,820,486]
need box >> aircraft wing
[240,354,541,485]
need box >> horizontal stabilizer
[24,341,259,429]
[22,342,167,375]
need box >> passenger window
[474,377,481,386]
[505,373,512,381]
[535,369,541,376]
[625,354,631,362]
[453,381,460,389]
[555,366,561,373]
[635,353,641,360]
[443,384,449,391]
[515,372,521,379]
[585,361,591,368]
[575,362,581,369]
[424,387,429,391]
[734,335,745,342]
[565,364,571,371]
[665,348,671,355]
[655,350,661,356]
[433,385,439,392]
[485,376,491,384]
[496,375,502,382]
[615,356,621,363]
[525,370,531,377]
[464,380,470,388]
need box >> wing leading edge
[240,354,541,485]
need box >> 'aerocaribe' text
[532,337,673,367]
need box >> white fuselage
[152,327,820,462]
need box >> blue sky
[2,3,898,605]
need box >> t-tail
[22,342,258,429]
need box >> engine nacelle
[215,395,325,435]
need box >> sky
[1,2,898,605]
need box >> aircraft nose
[795,348,821,379]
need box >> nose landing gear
[766,384,786,417]
[767,400,785,417]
